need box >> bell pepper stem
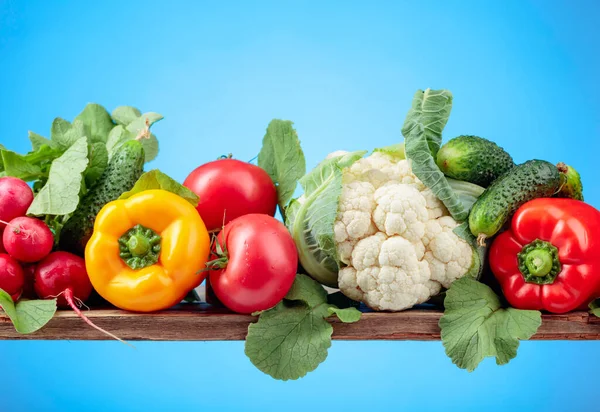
[518,239,561,285]
[119,224,162,270]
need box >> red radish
[0,177,34,229]
[2,216,54,263]
[0,229,5,254]
[20,263,37,299]
[0,253,25,301]
[34,251,128,344]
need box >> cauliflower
[333,151,477,311]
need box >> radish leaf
[75,103,115,144]
[0,289,57,334]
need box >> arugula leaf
[28,137,89,216]
[439,277,541,372]
[85,142,109,187]
[75,103,115,143]
[0,289,57,334]
[119,169,200,207]
[589,300,600,317]
[28,131,56,151]
[1,149,43,181]
[245,274,362,380]
[111,106,142,126]
[402,89,470,222]
[258,120,306,212]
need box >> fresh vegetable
[119,169,199,206]
[60,139,145,255]
[556,162,583,200]
[207,214,298,314]
[85,189,210,312]
[489,198,600,313]
[2,217,54,263]
[0,253,25,301]
[436,135,514,187]
[1,103,161,246]
[0,177,34,228]
[20,263,36,299]
[34,251,124,342]
[440,277,541,371]
[183,158,277,232]
[257,119,306,215]
[469,159,561,245]
[245,274,361,380]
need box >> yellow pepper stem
[119,224,162,270]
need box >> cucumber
[60,140,145,255]
[436,135,514,187]
[468,159,561,245]
[556,162,583,201]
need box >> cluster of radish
[0,176,92,315]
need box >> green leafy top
[245,274,362,381]
[258,119,306,215]
[402,89,470,221]
[119,169,200,207]
[439,277,541,372]
[0,289,57,334]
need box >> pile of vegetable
[0,89,598,380]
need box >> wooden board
[2,305,600,341]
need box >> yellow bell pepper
[85,189,210,312]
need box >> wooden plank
[2,305,600,341]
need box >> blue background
[1,0,599,410]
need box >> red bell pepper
[490,198,600,313]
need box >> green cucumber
[556,162,583,201]
[436,135,514,187]
[468,159,561,245]
[60,140,145,255]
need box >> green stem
[517,239,561,285]
[119,224,161,270]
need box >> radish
[2,216,54,263]
[34,251,128,344]
[0,177,34,229]
[20,263,37,299]
[0,230,5,254]
[0,253,25,301]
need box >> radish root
[64,288,135,348]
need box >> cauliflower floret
[336,152,475,311]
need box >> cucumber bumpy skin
[436,135,515,187]
[468,159,561,245]
[59,140,145,256]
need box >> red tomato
[183,159,277,231]
[208,214,297,314]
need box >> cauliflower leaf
[402,89,471,221]
[245,274,361,380]
[440,277,541,372]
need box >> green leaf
[327,306,362,323]
[119,169,200,207]
[0,289,57,334]
[258,120,306,212]
[439,277,541,372]
[402,89,470,222]
[111,106,142,126]
[373,143,406,159]
[50,117,72,147]
[245,301,333,381]
[1,150,43,181]
[107,112,162,163]
[75,103,115,143]
[29,131,56,151]
[286,151,366,287]
[85,142,109,187]
[284,274,328,308]
[28,137,89,216]
[589,300,600,318]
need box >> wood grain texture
[2,305,600,341]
